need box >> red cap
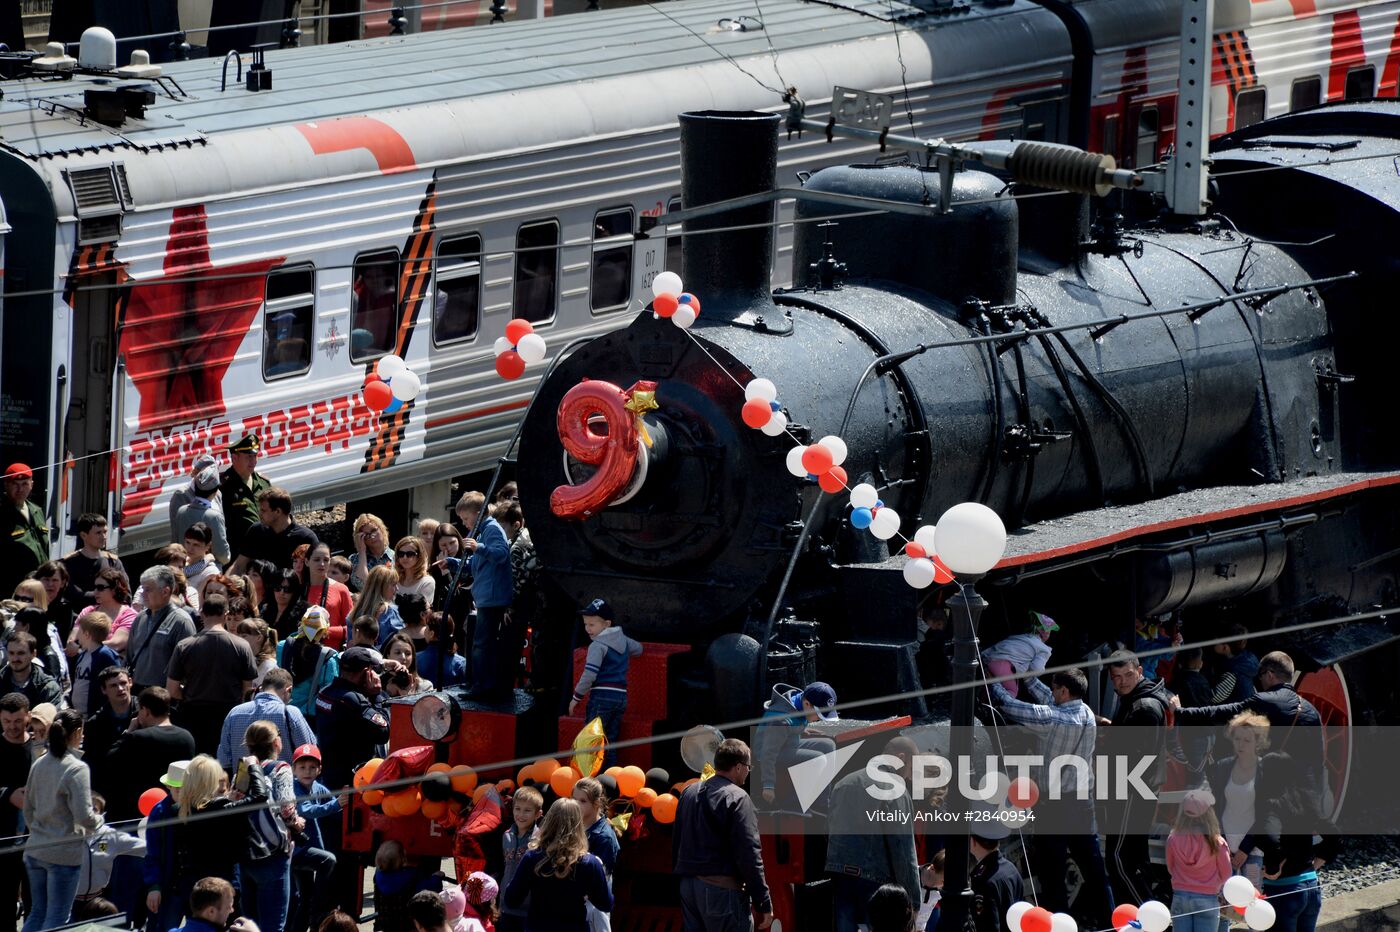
[3,464,33,480]
[292,744,321,763]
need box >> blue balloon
[384,397,404,414]
[850,507,873,529]
[769,401,781,412]
[875,499,885,509]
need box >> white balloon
[903,558,936,589]
[652,271,683,298]
[849,483,878,510]
[1244,898,1276,931]
[390,369,422,401]
[1223,875,1258,909]
[1050,913,1078,932]
[1005,902,1032,932]
[935,502,1008,575]
[744,378,778,403]
[672,306,697,330]
[517,332,547,364]
[1137,900,1171,932]
[759,410,788,437]
[377,354,407,379]
[870,507,901,540]
[913,525,938,555]
[785,446,809,479]
[817,435,848,466]
[492,337,512,357]
[972,770,1010,805]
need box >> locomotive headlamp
[411,692,461,742]
[934,502,1007,576]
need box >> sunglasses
[13,595,33,603]
[93,584,112,592]
[399,551,420,558]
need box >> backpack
[245,760,292,861]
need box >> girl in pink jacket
[1167,788,1232,932]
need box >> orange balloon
[387,789,421,817]
[363,789,385,807]
[378,792,401,816]
[354,758,384,788]
[472,784,492,805]
[449,765,478,795]
[616,766,646,797]
[651,793,679,824]
[518,764,535,786]
[604,766,623,779]
[532,759,561,783]
[634,787,658,808]
[421,799,448,820]
[495,779,516,794]
[551,766,580,797]
[427,763,453,776]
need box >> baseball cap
[229,434,261,454]
[194,466,220,493]
[801,682,839,720]
[579,598,615,622]
[340,645,384,673]
[1181,787,1216,818]
[3,463,33,480]
[192,453,218,472]
[292,744,322,764]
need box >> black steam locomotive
[515,103,1400,741]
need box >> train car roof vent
[78,27,118,71]
[83,86,157,127]
[32,42,77,72]
[116,50,163,80]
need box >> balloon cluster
[494,318,548,380]
[1224,876,1276,930]
[783,434,850,494]
[740,378,789,438]
[351,758,479,822]
[1006,903,1078,932]
[363,354,424,413]
[650,271,701,330]
[1105,900,1170,932]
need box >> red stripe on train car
[1328,10,1367,100]
[424,398,530,430]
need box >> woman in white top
[393,536,436,605]
[1209,711,1270,890]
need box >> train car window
[1133,106,1159,169]
[433,234,483,345]
[350,248,401,362]
[1235,87,1267,128]
[1290,76,1322,112]
[514,220,559,324]
[665,196,684,276]
[263,266,315,381]
[1344,65,1375,100]
[591,207,635,312]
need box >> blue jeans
[678,876,753,932]
[241,854,291,932]
[1171,890,1222,932]
[587,691,627,770]
[21,858,80,932]
[1266,878,1322,932]
[832,874,882,932]
[289,847,337,932]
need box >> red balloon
[138,787,167,817]
[932,555,955,585]
[1008,776,1039,808]
[818,465,847,494]
[654,293,679,318]
[1110,904,1138,929]
[365,372,383,384]
[1234,905,1248,915]
[1020,906,1054,932]
[363,380,393,411]
[550,379,656,521]
[741,398,772,429]
[496,351,526,381]
[904,542,927,559]
[679,293,701,316]
[801,444,834,476]
[505,318,534,345]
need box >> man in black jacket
[103,687,196,823]
[0,693,33,932]
[674,738,774,931]
[968,824,1024,932]
[314,647,389,792]
[83,666,137,801]
[0,633,64,710]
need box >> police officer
[1,464,50,596]
[967,818,1023,932]
[314,646,389,792]
[219,434,270,564]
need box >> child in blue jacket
[290,745,341,932]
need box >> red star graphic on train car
[118,205,284,431]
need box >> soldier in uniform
[1,464,50,596]
[220,434,270,563]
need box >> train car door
[65,272,122,544]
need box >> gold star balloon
[571,716,607,777]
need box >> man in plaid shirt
[989,668,1113,929]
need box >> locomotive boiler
[516,108,1400,726]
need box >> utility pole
[1166,0,1215,216]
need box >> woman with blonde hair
[355,565,403,648]
[350,514,394,591]
[1209,711,1273,887]
[393,536,436,604]
[171,755,269,899]
[503,798,612,930]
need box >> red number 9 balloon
[551,379,651,520]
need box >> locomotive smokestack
[678,111,780,317]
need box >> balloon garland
[363,353,425,414]
[650,271,701,330]
[494,318,549,380]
